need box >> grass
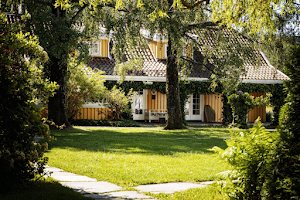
[0,177,92,200]
[45,126,231,187]
[150,183,227,200]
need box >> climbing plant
[228,92,272,128]
[104,80,285,124]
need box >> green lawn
[45,126,231,188]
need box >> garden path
[45,166,216,200]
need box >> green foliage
[67,58,106,119]
[104,86,136,121]
[212,118,279,199]
[228,92,271,128]
[266,111,273,122]
[69,119,141,127]
[105,80,285,124]
[0,14,57,191]
[213,46,300,199]
[211,0,297,36]
[264,45,300,199]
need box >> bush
[0,14,56,191]
[212,118,278,199]
[69,119,141,127]
[215,45,300,199]
[66,59,106,119]
[264,45,300,199]
[228,91,271,128]
[266,111,273,122]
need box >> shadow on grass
[47,127,229,155]
[0,178,91,200]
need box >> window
[134,91,143,115]
[164,44,168,58]
[192,94,201,115]
[89,41,101,56]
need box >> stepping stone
[84,191,156,199]
[44,167,65,172]
[60,181,123,194]
[50,171,98,182]
[134,182,207,194]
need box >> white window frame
[89,41,101,57]
[164,44,168,58]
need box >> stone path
[45,166,215,200]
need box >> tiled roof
[88,28,289,82]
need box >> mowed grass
[45,126,231,187]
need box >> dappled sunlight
[45,127,230,186]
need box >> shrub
[66,58,106,119]
[212,118,278,199]
[0,14,56,191]
[266,111,273,122]
[215,45,300,199]
[228,91,271,128]
[69,119,141,127]
[264,45,300,199]
[104,86,136,121]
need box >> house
[75,27,289,123]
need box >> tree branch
[180,56,222,77]
[182,21,220,33]
[72,3,89,20]
[180,0,209,9]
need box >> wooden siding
[75,108,112,120]
[248,92,266,122]
[101,39,109,57]
[147,89,167,110]
[149,41,167,59]
[204,94,223,122]
[149,41,157,58]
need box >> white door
[132,90,147,120]
[185,94,204,121]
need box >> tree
[7,0,297,129]
[265,45,300,199]
[93,0,298,129]
[0,13,57,191]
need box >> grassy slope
[45,127,231,187]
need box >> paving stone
[60,181,123,194]
[50,171,98,182]
[44,167,65,172]
[134,182,207,194]
[84,191,155,199]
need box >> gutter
[259,51,290,80]
[104,75,284,84]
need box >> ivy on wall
[104,80,286,124]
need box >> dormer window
[89,41,101,56]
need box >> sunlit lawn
[45,126,231,188]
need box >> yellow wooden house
[76,30,289,123]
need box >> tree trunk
[165,38,183,129]
[47,5,70,128]
[48,57,70,127]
